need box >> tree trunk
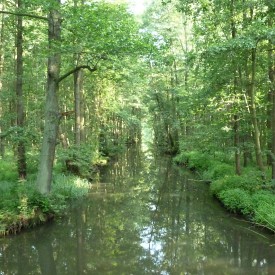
[36,3,61,194]
[0,1,5,158]
[269,40,275,179]
[16,0,27,179]
[247,48,265,173]
[74,69,85,145]
[231,0,241,175]
[265,3,275,178]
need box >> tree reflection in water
[1,147,275,274]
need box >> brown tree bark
[268,8,275,178]
[36,2,61,194]
[231,0,241,175]
[0,1,5,158]
[74,68,85,145]
[16,0,27,179]
[246,48,265,174]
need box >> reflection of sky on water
[140,226,170,275]
[140,226,164,256]
[2,150,275,274]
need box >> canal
[1,148,275,274]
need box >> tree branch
[0,10,47,21]
[58,65,97,83]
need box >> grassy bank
[174,151,275,232]
[0,158,91,236]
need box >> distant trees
[142,0,274,175]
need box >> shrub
[218,188,253,216]
[187,151,212,170]
[52,174,90,199]
[0,160,17,181]
[252,191,275,231]
[210,173,262,196]
[173,152,189,165]
[203,162,233,181]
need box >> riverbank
[0,158,91,236]
[174,151,275,233]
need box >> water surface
[1,148,275,274]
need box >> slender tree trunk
[269,39,275,179]
[267,90,272,166]
[247,48,265,173]
[16,0,27,179]
[233,113,241,174]
[74,68,84,145]
[36,3,61,194]
[0,1,5,158]
[231,0,241,175]
[73,0,85,146]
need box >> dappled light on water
[1,147,275,274]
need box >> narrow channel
[1,147,275,274]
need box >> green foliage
[218,188,253,216]
[174,151,211,170]
[210,172,262,196]
[202,162,233,181]
[0,159,18,181]
[52,174,90,199]
[62,2,148,58]
[252,191,275,231]
[175,149,275,230]
[0,173,90,235]
[27,190,53,213]
[58,144,99,176]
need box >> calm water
[1,148,275,274]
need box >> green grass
[0,158,90,236]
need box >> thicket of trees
[143,0,274,177]
[0,0,150,194]
[0,0,274,194]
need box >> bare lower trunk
[234,114,241,175]
[247,48,265,173]
[231,0,241,175]
[0,2,5,158]
[74,69,85,145]
[36,5,61,194]
[270,48,275,178]
[267,6,275,179]
[16,0,27,179]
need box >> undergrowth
[0,159,90,236]
[174,150,275,232]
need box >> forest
[0,0,274,237]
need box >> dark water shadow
[1,147,275,274]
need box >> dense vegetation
[0,0,150,235]
[0,0,274,235]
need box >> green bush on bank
[174,150,275,232]
[0,159,90,236]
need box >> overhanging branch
[0,10,47,21]
[58,65,97,83]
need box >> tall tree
[0,0,5,158]
[15,0,27,179]
[36,0,62,194]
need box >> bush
[218,188,253,216]
[52,174,90,199]
[203,162,233,181]
[0,159,17,181]
[174,147,275,232]
[210,172,262,196]
[252,191,275,231]
[0,172,90,235]
[174,151,214,171]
